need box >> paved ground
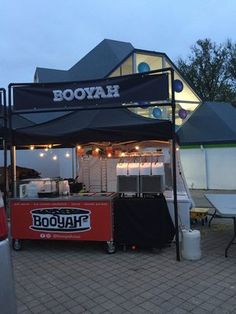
[11,190,236,313]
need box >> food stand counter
[10,192,117,253]
[114,194,176,249]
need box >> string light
[95,148,100,152]
[65,152,70,158]
[39,152,45,158]
[48,144,52,149]
[30,145,35,150]
[120,152,125,157]
[77,145,81,150]
[107,153,112,158]
[44,147,49,152]
[135,146,140,150]
[52,155,57,161]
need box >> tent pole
[8,84,17,197]
[75,145,79,180]
[170,69,180,262]
[10,146,17,197]
[3,138,8,205]
[71,147,74,178]
[1,88,8,206]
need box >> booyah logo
[52,85,120,102]
[30,207,91,232]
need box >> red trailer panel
[10,194,117,253]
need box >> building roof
[34,38,201,101]
[35,68,69,83]
[35,39,135,82]
[177,102,236,145]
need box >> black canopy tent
[8,68,180,260]
[11,107,173,146]
[177,102,236,145]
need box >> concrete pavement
[11,190,236,313]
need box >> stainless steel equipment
[117,176,139,193]
[140,175,165,194]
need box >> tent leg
[10,145,17,197]
[172,140,180,262]
[170,68,180,262]
[75,146,79,179]
[3,139,8,206]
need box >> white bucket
[181,229,201,260]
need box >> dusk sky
[1,0,235,89]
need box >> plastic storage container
[58,180,70,195]
[181,229,201,260]
[27,182,38,198]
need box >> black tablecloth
[114,195,176,248]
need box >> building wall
[180,147,236,190]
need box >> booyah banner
[10,200,113,241]
[12,73,169,111]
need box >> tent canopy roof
[177,102,236,145]
[12,108,173,147]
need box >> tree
[177,39,236,102]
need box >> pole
[10,146,17,197]
[1,89,8,206]
[8,85,17,197]
[71,147,75,178]
[170,69,180,261]
[75,145,79,180]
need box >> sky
[1,0,235,90]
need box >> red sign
[10,200,113,241]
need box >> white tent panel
[180,147,236,190]
[207,147,236,189]
[180,148,206,189]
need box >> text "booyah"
[53,85,120,102]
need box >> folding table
[205,194,236,257]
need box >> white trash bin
[181,229,201,260]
